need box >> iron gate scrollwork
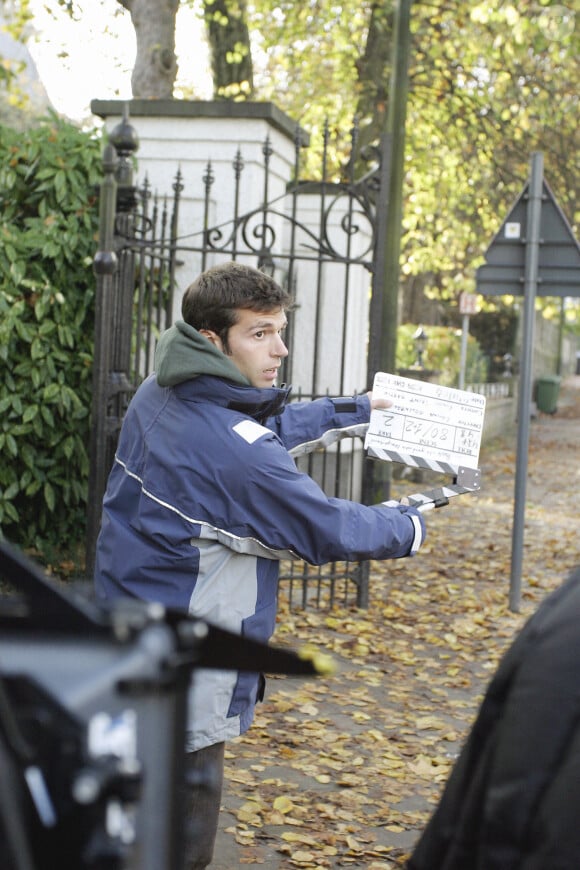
[87,115,390,609]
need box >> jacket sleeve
[267,394,371,455]
[222,423,425,565]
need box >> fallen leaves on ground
[217,380,580,869]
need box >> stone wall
[530,311,577,376]
[482,395,517,443]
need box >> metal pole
[557,296,565,376]
[360,0,412,604]
[85,144,118,581]
[363,0,412,512]
[459,314,469,389]
[380,0,412,378]
[366,132,392,388]
[509,151,543,612]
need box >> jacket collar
[174,375,291,423]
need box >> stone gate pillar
[91,99,302,305]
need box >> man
[408,565,580,870]
[94,261,426,868]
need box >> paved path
[209,375,580,869]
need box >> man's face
[202,307,288,388]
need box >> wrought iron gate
[87,114,390,608]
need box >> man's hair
[182,261,292,342]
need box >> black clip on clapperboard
[364,372,485,510]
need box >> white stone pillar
[91,99,301,311]
[280,188,373,397]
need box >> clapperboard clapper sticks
[364,372,485,510]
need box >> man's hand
[367,391,392,411]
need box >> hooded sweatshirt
[94,321,425,750]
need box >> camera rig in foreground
[0,540,325,870]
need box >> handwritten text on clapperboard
[365,372,486,471]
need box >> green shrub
[0,113,102,563]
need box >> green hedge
[0,114,102,563]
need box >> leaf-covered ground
[211,376,580,869]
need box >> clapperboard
[364,372,486,509]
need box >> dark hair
[181,261,292,343]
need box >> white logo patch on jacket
[233,419,270,444]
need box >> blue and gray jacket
[94,320,425,750]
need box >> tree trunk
[203,0,253,99]
[354,1,394,155]
[118,0,179,98]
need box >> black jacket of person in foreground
[408,566,580,870]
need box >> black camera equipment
[0,540,325,870]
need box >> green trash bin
[536,375,561,414]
